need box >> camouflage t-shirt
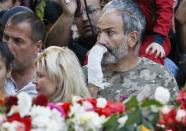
[98,57,179,101]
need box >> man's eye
[14,38,23,44]
[108,31,115,36]
[88,8,97,14]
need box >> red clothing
[133,0,173,64]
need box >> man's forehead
[80,0,100,8]
[4,21,32,37]
[97,10,122,28]
[5,20,31,30]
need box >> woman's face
[0,55,9,89]
[35,65,58,98]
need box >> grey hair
[103,0,146,43]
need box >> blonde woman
[35,46,90,102]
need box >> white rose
[89,115,106,129]
[17,92,32,117]
[50,109,67,131]
[30,106,52,127]
[69,103,85,117]
[82,101,94,111]
[75,111,105,130]
[32,116,51,128]
[1,122,15,131]
[51,109,64,121]
[30,106,51,118]
[176,109,186,122]
[78,112,98,123]
[1,121,25,131]
[154,86,170,104]
[46,121,62,131]
[31,127,45,131]
[97,98,107,108]
[7,93,32,117]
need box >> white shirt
[5,78,38,97]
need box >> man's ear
[35,40,43,53]
[128,31,139,48]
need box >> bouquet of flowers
[0,93,67,131]
[63,97,125,131]
[158,88,186,131]
[0,93,125,131]
[1,86,186,131]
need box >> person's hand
[59,0,77,16]
[145,42,165,58]
[88,44,107,89]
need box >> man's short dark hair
[2,6,33,25]
[8,11,46,42]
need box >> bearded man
[87,0,178,102]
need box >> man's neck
[12,64,35,90]
[105,52,140,72]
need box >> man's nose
[97,33,108,46]
[82,10,88,21]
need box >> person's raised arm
[44,0,77,47]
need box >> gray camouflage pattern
[99,57,179,101]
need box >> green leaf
[142,119,154,130]
[141,108,160,127]
[125,109,141,126]
[35,0,46,19]
[124,96,139,110]
[118,125,136,131]
[0,106,6,113]
[141,99,162,107]
[136,126,142,131]
[103,115,120,131]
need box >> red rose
[95,101,125,117]
[33,94,48,107]
[85,98,97,108]
[60,102,72,118]
[160,108,177,129]
[106,102,125,114]
[5,96,18,113]
[7,113,31,131]
[96,108,111,117]
[176,89,186,104]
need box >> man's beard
[102,42,129,65]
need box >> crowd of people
[0,0,185,103]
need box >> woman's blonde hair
[35,46,90,102]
